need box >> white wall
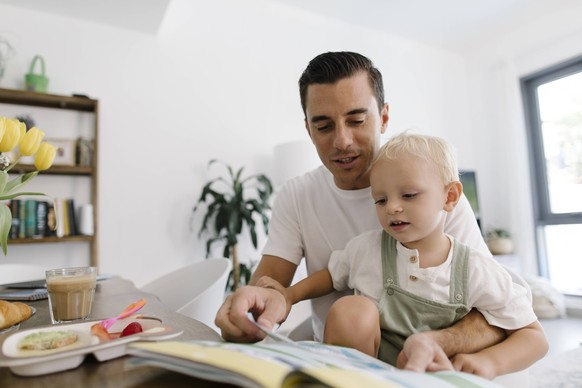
[0,0,475,286]
[465,1,582,276]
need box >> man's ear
[444,181,462,212]
[381,103,389,134]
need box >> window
[522,56,582,295]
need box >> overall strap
[381,231,398,288]
[449,239,470,305]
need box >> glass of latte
[46,267,97,323]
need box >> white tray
[0,315,183,376]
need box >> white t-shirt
[329,231,537,330]
[263,166,489,340]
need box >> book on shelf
[9,200,20,239]
[8,198,68,239]
[24,200,38,238]
[127,340,500,388]
[18,198,26,239]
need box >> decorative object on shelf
[0,36,15,83]
[15,115,35,130]
[76,138,94,167]
[24,55,49,93]
[485,227,514,255]
[193,160,273,291]
[46,138,76,166]
[0,115,57,254]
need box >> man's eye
[315,124,331,131]
[403,193,417,199]
[350,120,365,126]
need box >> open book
[127,339,500,387]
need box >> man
[215,51,506,372]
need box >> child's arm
[451,320,548,379]
[256,269,334,309]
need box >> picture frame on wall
[47,138,76,166]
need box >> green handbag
[25,55,49,93]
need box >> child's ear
[444,181,462,212]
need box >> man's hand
[214,285,288,343]
[396,332,454,372]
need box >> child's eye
[403,193,417,199]
[374,198,386,205]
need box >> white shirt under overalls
[262,166,490,341]
[329,230,536,331]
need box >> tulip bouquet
[0,115,57,254]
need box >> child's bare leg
[323,295,380,357]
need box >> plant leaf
[0,191,45,201]
[3,171,39,195]
[0,171,8,193]
[0,204,12,255]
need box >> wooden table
[0,277,234,387]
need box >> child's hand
[256,276,286,294]
[451,353,497,380]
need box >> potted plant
[193,160,273,291]
[485,228,514,255]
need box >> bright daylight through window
[522,57,582,296]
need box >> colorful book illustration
[127,339,500,388]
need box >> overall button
[456,307,465,314]
[387,289,394,296]
[455,293,463,301]
[409,275,418,281]
[409,256,417,263]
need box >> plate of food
[0,300,36,334]
[0,315,183,376]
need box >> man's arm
[249,255,298,287]
[432,309,507,356]
[397,309,506,371]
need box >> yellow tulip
[34,142,57,171]
[0,119,25,152]
[0,116,6,142]
[19,127,45,156]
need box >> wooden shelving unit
[0,88,99,267]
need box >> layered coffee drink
[46,267,97,323]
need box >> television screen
[459,170,481,230]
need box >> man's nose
[333,124,354,150]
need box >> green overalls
[377,232,471,366]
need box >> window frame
[521,55,582,278]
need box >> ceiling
[0,0,170,34]
[0,0,573,50]
[273,0,569,51]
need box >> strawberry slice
[120,322,143,337]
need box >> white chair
[0,264,46,285]
[140,258,231,333]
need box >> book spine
[35,201,48,238]
[45,202,57,237]
[18,199,26,239]
[66,198,78,236]
[55,198,65,238]
[25,199,38,238]
[9,199,20,239]
[62,198,70,237]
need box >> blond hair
[372,131,459,184]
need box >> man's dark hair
[298,51,384,117]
